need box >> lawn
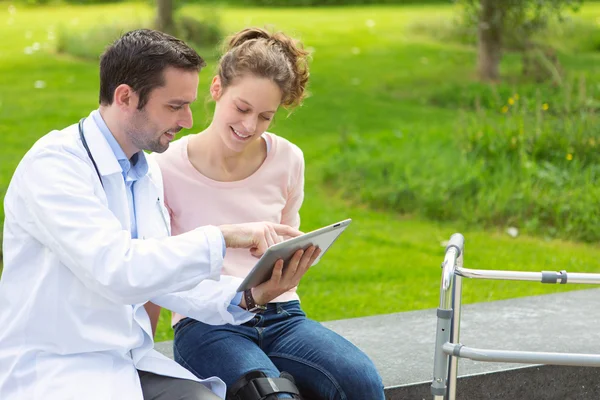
[1,2,599,342]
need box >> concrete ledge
[155,289,600,399]
[387,365,600,400]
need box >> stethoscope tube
[79,118,104,188]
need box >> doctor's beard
[127,110,182,154]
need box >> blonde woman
[152,28,385,400]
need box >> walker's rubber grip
[445,233,464,257]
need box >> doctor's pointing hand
[219,221,302,256]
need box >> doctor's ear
[113,84,138,110]
[210,76,222,101]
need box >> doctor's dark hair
[218,28,310,109]
[99,29,205,110]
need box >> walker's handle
[445,233,464,257]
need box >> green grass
[1,2,600,343]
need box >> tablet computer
[236,219,352,292]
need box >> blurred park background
[1,0,600,341]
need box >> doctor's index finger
[271,224,303,238]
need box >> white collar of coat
[80,110,126,177]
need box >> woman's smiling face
[210,74,282,153]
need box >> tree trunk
[156,0,176,36]
[477,0,503,81]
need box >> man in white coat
[0,29,319,400]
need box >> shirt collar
[91,109,149,181]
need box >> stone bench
[155,289,600,399]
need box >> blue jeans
[173,301,385,400]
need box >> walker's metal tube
[440,233,464,308]
[456,268,539,281]
[440,248,459,308]
[455,268,600,284]
[431,308,452,398]
[443,343,600,367]
[447,256,463,400]
[565,273,600,284]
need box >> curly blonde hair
[217,27,310,109]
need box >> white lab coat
[0,113,253,399]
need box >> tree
[153,0,223,48]
[458,0,582,81]
[156,0,176,36]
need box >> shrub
[178,11,222,48]
[12,0,448,5]
[57,20,149,60]
[56,11,222,60]
[461,76,600,168]
[323,76,600,242]
[192,0,447,5]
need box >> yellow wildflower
[589,138,596,147]
[501,105,509,113]
[542,103,549,111]
[508,98,515,105]
[566,153,573,161]
[514,94,519,100]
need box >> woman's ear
[210,76,222,101]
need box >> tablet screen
[236,219,352,292]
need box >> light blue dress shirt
[91,110,148,239]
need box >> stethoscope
[79,118,104,188]
[79,117,170,232]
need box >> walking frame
[430,233,600,400]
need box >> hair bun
[227,28,271,51]
[219,27,310,109]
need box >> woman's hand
[249,245,321,306]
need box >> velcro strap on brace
[228,370,301,400]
